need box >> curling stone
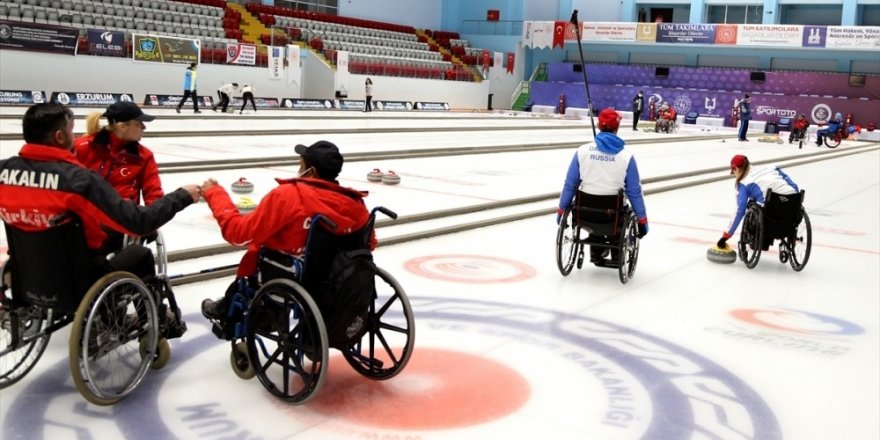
[231,177,254,194]
[381,170,401,185]
[706,245,736,264]
[235,196,257,213]
[367,168,384,182]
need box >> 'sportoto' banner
[132,34,200,64]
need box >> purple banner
[802,26,827,48]
[0,20,77,55]
[530,82,879,128]
[87,29,125,57]
[546,63,879,99]
[144,94,214,107]
[656,24,717,44]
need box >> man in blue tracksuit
[176,63,200,114]
[557,108,649,264]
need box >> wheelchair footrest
[164,319,187,340]
[593,259,620,269]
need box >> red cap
[730,154,748,174]
[597,108,621,130]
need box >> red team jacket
[74,131,164,205]
[0,145,193,250]
[203,177,376,276]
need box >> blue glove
[556,207,565,225]
[637,222,648,238]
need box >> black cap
[102,101,155,124]
[295,140,343,180]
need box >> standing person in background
[176,62,200,114]
[239,84,256,114]
[631,90,644,131]
[213,82,239,113]
[737,94,751,142]
[364,78,373,113]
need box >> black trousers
[214,92,230,112]
[240,92,256,112]
[632,110,642,129]
[105,244,156,280]
[178,90,199,111]
[364,96,373,112]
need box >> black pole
[570,10,596,137]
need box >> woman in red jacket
[74,101,164,206]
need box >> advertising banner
[333,99,365,111]
[373,100,412,111]
[582,23,637,42]
[0,90,47,105]
[87,29,125,57]
[714,25,738,45]
[132,34,200,64]
[232,96,280,108]
[280,98,334,110]
[287,44,301,85]
[0,20,77,55]
[413,102,450,111]
[225,42,255,65]
[738,25,802,47]
[144,94,213,108]
[824,26,880,49]
[635,23,657,43]
[267,46,283,79]
[51,91,134,106]
[656,24,717,44]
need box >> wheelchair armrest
[372,206,398,220]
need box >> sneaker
[194,110,202,114]
[239,111,243,114]
[201,298,228,321]
[175,107,180,114]
[589,248,610,263]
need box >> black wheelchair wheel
[739,205,763,269]
[556,207,579,276]
[825,131,841,149]
[0,302,54,390]
[246,279,328,405]
[343,267,415,380]
[788,209,812,272]
[69,271,158,406]
[617,212,640,284]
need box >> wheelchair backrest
[574,190,624,237]
[4,218,94,312]
[763,190,805,238]
[300,214,374,293]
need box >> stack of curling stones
[365,169,401,185]
[235,196,257,213]
[707,244,736,264]
[231,177,254,194]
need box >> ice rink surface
[1,108,878,440]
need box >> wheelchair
[654,117,677,134]
[205,206,415,404]
[739,190,812,271]
[817,126,843,149]
[556,190,641,284]
[0,220,185,405]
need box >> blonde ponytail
[84,112,106,135]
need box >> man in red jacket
[0,103,201,285]
[200,140,375,321]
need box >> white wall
[337,0,442,30]
[572,0,624,22]
[0,49,493,109]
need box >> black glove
[717,237,728,248]
[637,223,648,238]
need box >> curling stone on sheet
[235,196,257,213]
[367,168,384,182]
[231,177,254,194]
[381,170,401,185]
[707,245,736,264]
